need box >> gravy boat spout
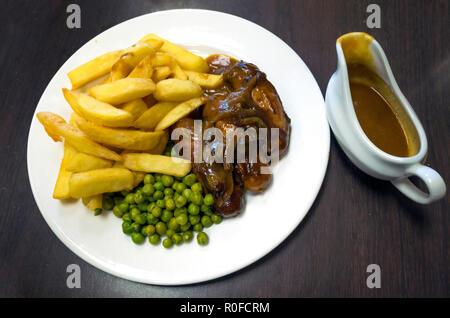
[325,32,446,204]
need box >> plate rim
[27,8,330,285]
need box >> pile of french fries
[37,34,225,211]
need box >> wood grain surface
[0,0,448,297]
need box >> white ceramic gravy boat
[325,32,446,204]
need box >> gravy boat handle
[391,164,446,204]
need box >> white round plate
[27,9,329,285]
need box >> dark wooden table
[0,0,448,297]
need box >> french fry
[119,99,148,120]
[153,78,203,102]
[74,114,165,150]
[151,52,175,67]
[69,168,134,198]
[123,153,191,177]
[37,112,122,161]
[138,36,164,51]
[110,44,155,81]
[53,143,78,199]
[185,71,223,89]
[101,74,112,84]
[110,59,132,81]
[88,78,155,105]
[172,62,188,80]
[150,52,186,80]
[155,97,206,131]
[82,194,103,211]
[152,66,172,82]
[127,55,153,79]
[140,34,209,72]
[62,89,134,127]
[147,131,169,155]
[66,152,113,172]
[67,50,124,89]
[134,102,177,130]
[113,160,144,188]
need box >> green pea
[163,238,173,248]
[197,232,209,245]
[191,182,203,193]
[94,208,102,216]
[190,192,203,205]
[180,223,191,232]
[172,233,183,245]
[211,213,222,224]
[176,182,187,194]
[183,231,193,242]
[130,208,141,220]
[172,181,180,191]
[102,196,114,210]
[155,174,162,182]
[142,183,155,196]
[155,222,167,236]
[156,199,166,209]
[189,215,200,225]
[173,192,181,202]
[147,202,156,213]
[122,221,133,235]
[122,213,132,223]
[201,215,213,228]
[149,234,160,245]
[113,206,123,218]
[151,206,162,218]
[154,182,164,191]
[188,203,200,215]
[131,222,142,233]
[113,196,123,205]
[137,203,147,212]
[182,188,193,201]
[161,175,174,187]
[142,225,155,236]
[129,204,137,210]
[164,151,171,157]
[203,193,214,206]
[201,204,211,214]
[121,190,129,196]
[144,174,155,184]
[153,190,164,200]
[175,195,187,208]
[118,202,129,213]
[166,229,175,238]
[176,213,188,225]
[131,232,145,244]
[135,214,147,225]
[182,173,197,186]
[134,192,145,204]
[193,223,203,232]
[146,213,158,225]
[164,188,174,197]
[165,198,176,210]
[161,210,173,223]
[174,207,187,217]
[124,193,135,204]
[168,217,179,231]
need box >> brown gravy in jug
[348,64,414,157]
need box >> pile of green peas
[100,172,221,248]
